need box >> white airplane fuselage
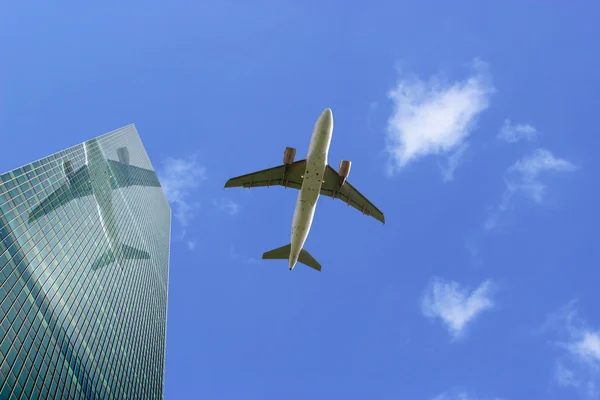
[84,140,121,265]
[289,108,333,269]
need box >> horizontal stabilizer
[261,244,321,271]
[92,243,151,271]
[262,244,291,260]
[120,244,151,260]
[298,249,321,271]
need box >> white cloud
[507,148,577,203]
[543,301,600,399]
[484,149,577,233]
[385,59,494,177]
[497,119,538,143]
[510,148,577,184]
[158,155,206,226]
[421,277,495,339]
[570,331,600,364]
[214,198,241,216]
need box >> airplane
[224,108,385,272]
[28,138,162,270]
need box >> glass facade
[0,125,171,399]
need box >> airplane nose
[320,108,333,129]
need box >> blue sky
[2,1,600,399]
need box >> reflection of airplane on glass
[28,139,162,270]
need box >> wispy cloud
[464,235,483,265]
[510,148,577,195]
[497,119,538,143]
[158,155,206,227]
[542,300,600,399]
[555,361,581,388]
[214,198,241,216]
[440,143,469,182]
[421,277,495,340]
[432,392,471,400]
[367,101,379,134]
[230,245,259,264]
[431,390,506,400]
[385,59,494,178]
[484,148,577,232]
[158,156,205,250]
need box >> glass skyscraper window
[0,125,171,399]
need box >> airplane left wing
[321,165,385,224]
[224,160,306,190]
[28,165,93,223]
[107,160,162,189]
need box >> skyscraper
[0,125,171,399]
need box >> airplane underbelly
[300,158,325,205]
[290,158,325,246]
[289,113,331,259]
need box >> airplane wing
[92,243,151,271]
[28,165,93,223]
[224,160,306,190]
[107,160,162,189]
[320,165,385,224]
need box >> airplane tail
[262,244,322,271]
[92,243,151,270]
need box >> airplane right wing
[224,160,306,190]
[107,160,162,189]
[320,165,385,224]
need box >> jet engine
[283,147,296,165]
[63,160,75,183]
[338,160,351,185]
[117,147,130,165]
